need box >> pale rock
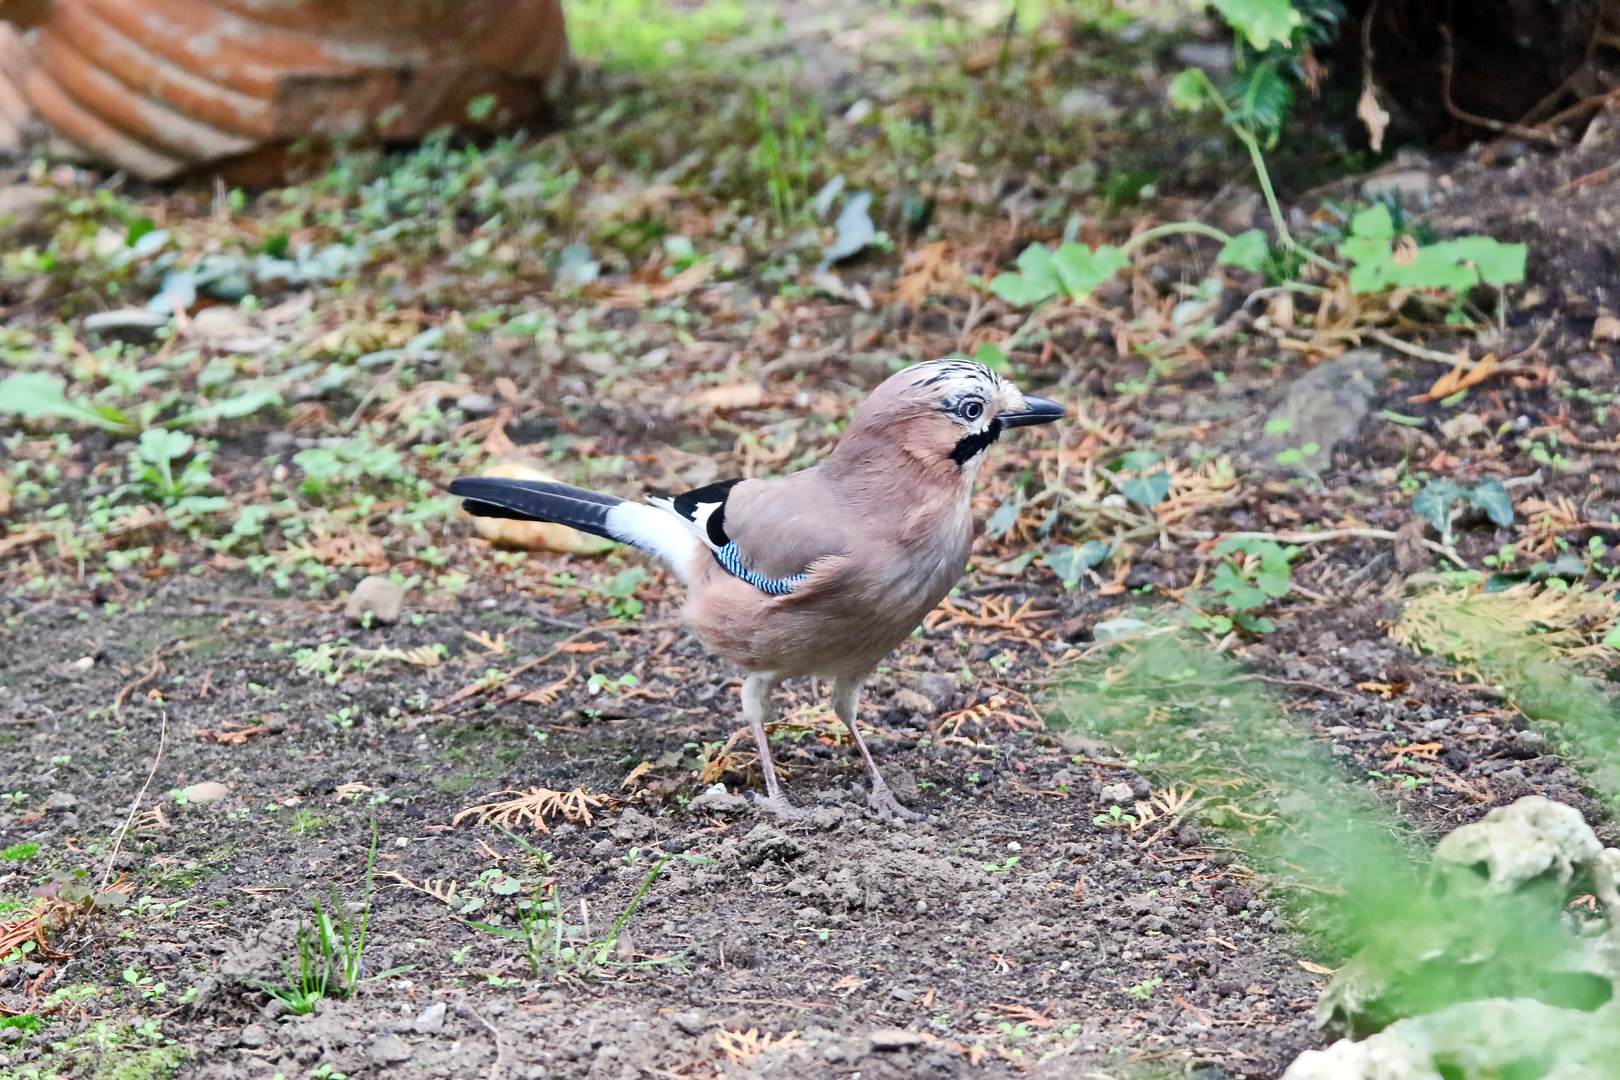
[869,1028,929,1050]
[344,575,404,625]
[371,1034,412,1065]
[181,781,230,804]
[413,1002,446,1034]
[891,687,936,715]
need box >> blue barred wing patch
[715,543,806,596]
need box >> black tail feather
[449,478,621,541]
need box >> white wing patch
[606,502,707,587]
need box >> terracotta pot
[0,0,570,180]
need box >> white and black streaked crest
[908,358,1022,466]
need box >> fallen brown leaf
[1410,353,1498,402]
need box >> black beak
[1000,395,1066,429]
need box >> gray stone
[344,575,404,626]
[689,783,748,816]
[83,308,170,344]
[1099,782,1135,805]
[1058,89,1113,118]
[238,1024,268,1049]
[456,393,497,416]
[413,1002,447,1034]
[672,1010,707,1036]
[869,1028,929,1051]
[1255,350,1387,473]
[371,1034,412,1065]
[892,687,936,715]
[912,672,959,713]
[44,792,77,813]
[1175,43,1232,73]
[1360,169,1432,206]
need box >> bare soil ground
[5,3,1620,1079]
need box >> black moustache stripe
[950,418,1003,466]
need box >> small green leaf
[1042,541,1110,587]
[139,428,194,467]
[1350,203,1395,240]
[1168,69,1209,112]
[1051,242,1128,299]
[990,243,1062,308]
[1211,0,1302,49]
[986,495,1022,539]
[1216,229,1268,272]
[1233,612,1277,634]
[1413,479,1462,533]
[1263,417,1293,435]
[1468,478,1514,527]
[167,389,283,428]
[1121,471,1171,507]
[1117,449,1164,471]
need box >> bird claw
[863,783,932,824]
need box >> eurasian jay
[449,359,1064,820]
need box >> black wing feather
[449,477,621,541]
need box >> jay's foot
[864,783,931,823]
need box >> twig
[1439,27,1567,148]
[101,710,167,893]
[467,1006,511,1080]
[113,651,167,724]
[1364,328,1475,366]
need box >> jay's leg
[742,672,799,816]
[832,674,928,822]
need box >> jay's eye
[960,400,984,422]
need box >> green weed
[467,849,711,977]
[1183,536,1296,635]
[256,824,378,1014]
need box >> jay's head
[844,358,1065,474]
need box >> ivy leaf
[1042,541,1110,587]
[1216,229,1268,272]
[1468,478,1514,527]
[990,243,1062,307]
[1211,0,1303,50]
[1051,242,1128,299]
[1412,479,1462,533]
[986,495,1022,539]
[1121,470,1171,507]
